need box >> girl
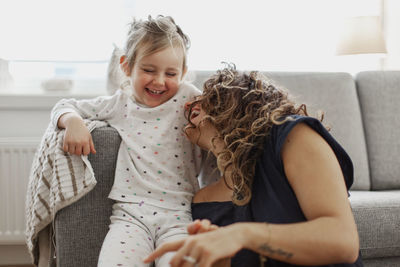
[51,15,211,266]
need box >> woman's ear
[120,55,131,76]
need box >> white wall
[384,0,400,70]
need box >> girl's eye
[143,69,154,73]
[166,73,177,77]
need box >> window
[0,0,383,94]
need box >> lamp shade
[336,16,387,55]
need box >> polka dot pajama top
[51,82,204,211]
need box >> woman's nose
[184,101,193,111]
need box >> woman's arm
[261,122,359,262]
[241,122,359,264]
[144,123,360,266]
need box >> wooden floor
[0,244,33,266]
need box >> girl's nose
[153,74,165,86]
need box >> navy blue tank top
[192,116,363,267]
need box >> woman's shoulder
[269,115,328,154]
[263,115,354,190]
[272,115,325,138]
[193,186,210,203]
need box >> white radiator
[0,138,39,244]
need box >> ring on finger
[183,255,197,264]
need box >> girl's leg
[97,203,154,267]
[154,209,192,267]
[155,234,187,267]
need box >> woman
[144,66,363,267]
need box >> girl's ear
[120,55,131,76]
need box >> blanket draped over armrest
[25,120,107,265]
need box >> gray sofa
[54,71,400,267]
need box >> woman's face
[184,100,219,151]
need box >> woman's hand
[143,224,244,267]
[59,113,96,156]
[185,220,230,266]
[187,219,219,235]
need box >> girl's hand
[61,114,96,156]
[143,224,244,267]
[187,219,219,235]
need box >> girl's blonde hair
[124,15,190,73]
[186,65,322,205]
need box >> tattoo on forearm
[258,243,293,259]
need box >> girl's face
[125,45,186,107]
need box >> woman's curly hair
[187,65,317,206]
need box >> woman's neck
[208,136,225,157]
[207,137,235,189]
[219,167,234,189]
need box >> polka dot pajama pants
[97,202,192,267]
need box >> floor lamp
[336,16,387,72]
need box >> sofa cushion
[190,71,370,190]
[349,190,400,259]
[189,70,215,90]
[356,71,400,190]
[362,257,400,267]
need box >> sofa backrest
[356,71,400,190]
[190,71,370,190]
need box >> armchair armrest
[55,127,121,267]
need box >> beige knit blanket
[25,120,107,265]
